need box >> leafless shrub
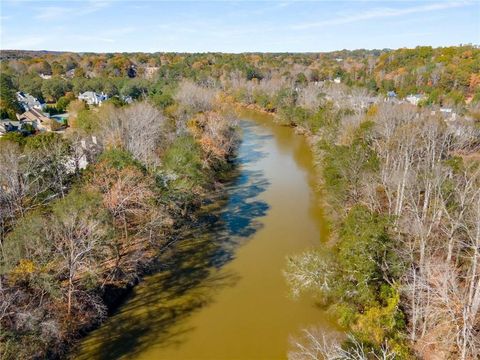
[174,80,218,113]
[297,84,323,110]
[103,101,167,168]
[289,329,396,360]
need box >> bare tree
[103,101,167,168]
[289,330,396,360]
[50,191,107,317]
[174,80,218,113]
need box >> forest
[1,45,480,359]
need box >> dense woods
[1,45,479,120]
[1,45,479,359]
[285,103,480,359]
[0,83,238,358]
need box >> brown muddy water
[73,111,337,360]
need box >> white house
[78,91,108,106]
[406,94,426,106]
[333,77,341,84]
[16,92,45,111]
[39,73,52,80]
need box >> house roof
[79,91,106,98]
[18,108,50,123]
[406,94,425,98]
[16,91,44,108]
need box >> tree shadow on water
[75,234,240,360]
[74,122,271,359]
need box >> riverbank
[232,100,412,358]
[242,84,479,358]
[0,103,240,360]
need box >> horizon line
[1,43,478,55]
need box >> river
[73,111,337,360]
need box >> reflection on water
[74,113,337,360]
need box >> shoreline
[63,158,240,359]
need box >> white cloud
[291,1,474,30]
[34,0,112,21]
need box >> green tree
[75,109,100,134]
[18,74,44,99]
[0,74,21,119]
[41,78,72,102]
[51,61,64,76]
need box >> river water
[74,111,337,360]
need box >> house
[385,91,398,102]
[127,65,137,78]
[0,119,20,137]
[16,92,45,111]
[440,108,457,122]
[17,108,52,132]
[39,73,52,80]
[65,69,75,78]
[121,95,134,104]
[333,77,341,84]
[65,136,101,173]
[78,91,108,106]
[406,94,426,106]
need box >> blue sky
[0,1,479,52]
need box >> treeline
[226,69,480,358]
[288,104,479,359]
[1,46,479,120]
[0,83,239,359]
[374,46,479,103]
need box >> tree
[174,80,217,113]
[75,109,100,134]
[30,60,52,75]
[289,330,398,360]
[0,74,21,119]
[41,78,72,102]
[295,72,308,86]
[103,102,167,168]
[18,74,44,99]
[51,61,64,76]
[74,66,86,78]
[24,132,73,198]
[56,95,73,112]
[246,67,263,81]
[50,190,108,317]
[86,156,157,280]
